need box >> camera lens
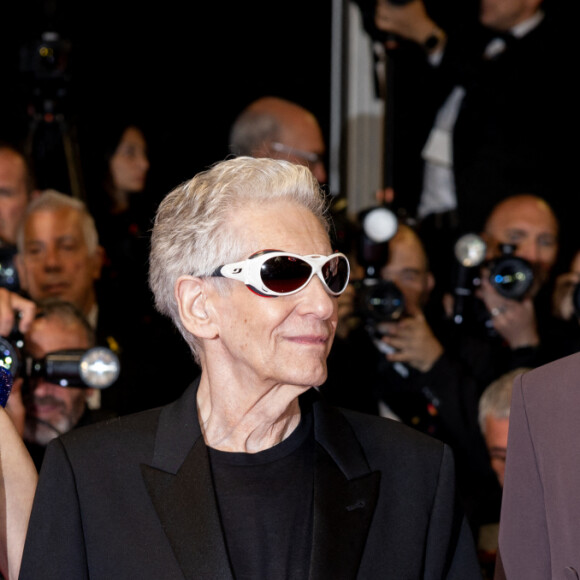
[0,334,23,376]
[489,255,534,300]
[359,279,405,322]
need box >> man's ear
[91,245,105,281]
[175,276,218,339]
[426,271,435,295]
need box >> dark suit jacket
[496,353,580,579]
[19,379,481,579]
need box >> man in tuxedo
[19,157,480,579]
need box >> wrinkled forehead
[485,199,558,241]
[25,207,84,237]
[25,318,90,358]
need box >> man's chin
[26,417,72,446]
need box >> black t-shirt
[209,408,314,580]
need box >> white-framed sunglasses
[211,250,350,297]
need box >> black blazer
[19,379,481,579]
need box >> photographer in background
[448,194,560,391]
[354,0,574,289]
[321,216,497,540]
[19,299,118,471]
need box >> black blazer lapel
[140,379,234,580]
[310,399,381,580]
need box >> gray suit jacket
[496,352,580,580]
[19,379,481,579]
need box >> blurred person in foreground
[0,407,37,580]
[495,356,580,579]
[19,157,480,579]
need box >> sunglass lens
[323,256,349,293]
[261,256,311,293]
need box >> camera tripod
[24,104,86,201]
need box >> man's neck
[196,372,304,454]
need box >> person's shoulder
[523,351,580,383]
[321,404,448,475]
[58,406,163,455]
[340,407,444,449]
[519,351,580,396]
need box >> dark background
[1,0,573,204]
[1,0,333,198]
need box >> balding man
[229,96,327,184]
[475,194,558,353]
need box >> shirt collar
[510,9,544,39]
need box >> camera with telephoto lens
[486,244,534,300]
[451,234,535,332]
[353,205,405,325]
[0,328,120,389]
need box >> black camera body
[0,329,120,389]
[451,235,535,332]
[354,278,405,324]
[353,206,405,325]
[486,244,534,301]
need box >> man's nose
[31,380,58,397]
[43,247,62,270]
[137,154,150,172]
[297,275,336,320]
[515,241,539,265]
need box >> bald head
[483,194,559,293]
[229,96,327,184]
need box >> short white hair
[478,367,531,434]
[149,156,331,361]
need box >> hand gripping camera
[451,233,535,326]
